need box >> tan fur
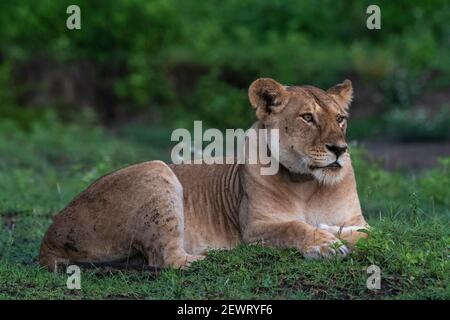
[39,78,369,271]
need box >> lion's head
[249,78,353,185]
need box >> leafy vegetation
[0,1,449,136]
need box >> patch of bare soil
[362,141,450,171]
[1,211,23,231]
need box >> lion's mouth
[310,162,342,170]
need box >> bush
[0,1,449,129]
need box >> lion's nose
[325,143,347,158]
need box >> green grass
[0,120,449,299]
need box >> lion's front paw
[318,224,370,248]
[302,229,349,259]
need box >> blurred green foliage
[0,0,449,133]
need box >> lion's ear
[249,78,289,118]
[327,79,353,110]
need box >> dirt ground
[363,141,450,172]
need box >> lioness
[40,78,369,271]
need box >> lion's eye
[300,113,314,123]
[336,115,346,124]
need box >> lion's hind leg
[134,163,205,269]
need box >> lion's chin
[311,167,346,185]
